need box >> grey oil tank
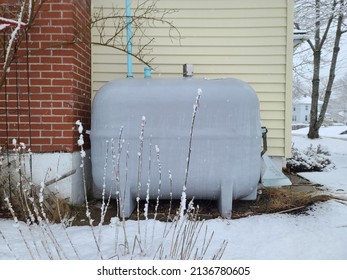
[90,77,262,218]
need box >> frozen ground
[0,125,347,260]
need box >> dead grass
[0,179,72,223]
[67,185,340,225]
[2,185,338,225]
[232,186,336,218]
[1,173,340,225]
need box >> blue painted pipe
[144,66,151,78]
[126,0,133,77]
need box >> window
[293,106,296,111]
[305,115,308,121]
[305,105,309,110]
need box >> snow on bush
[286,144,335,173]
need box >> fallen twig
[274,205,306,214]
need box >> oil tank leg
[120,191,136,218]
[218,182,233,219]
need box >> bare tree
[328,74,347,123]
[0,0,46,91]
[1,0,179,91]
[292,74,310,100]
[294,0,347,139]
[91,0,180,68]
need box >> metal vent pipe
[126,0,133,77]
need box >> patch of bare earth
[1,173,342,225]
[69,173,340,225]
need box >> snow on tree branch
[0,0,39,91]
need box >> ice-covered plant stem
[75,120,103,259]
[180,88,202,218]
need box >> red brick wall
[0,0,91,152]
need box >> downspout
[126,0,133,77]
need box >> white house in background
[292,95,323,123]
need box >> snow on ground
[292,125,347,194]
[1,126,347,260]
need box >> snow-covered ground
[292,125,347,194]
[1,126,347,260]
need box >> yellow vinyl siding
[284,0,294,159]
[91,0,293,158]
